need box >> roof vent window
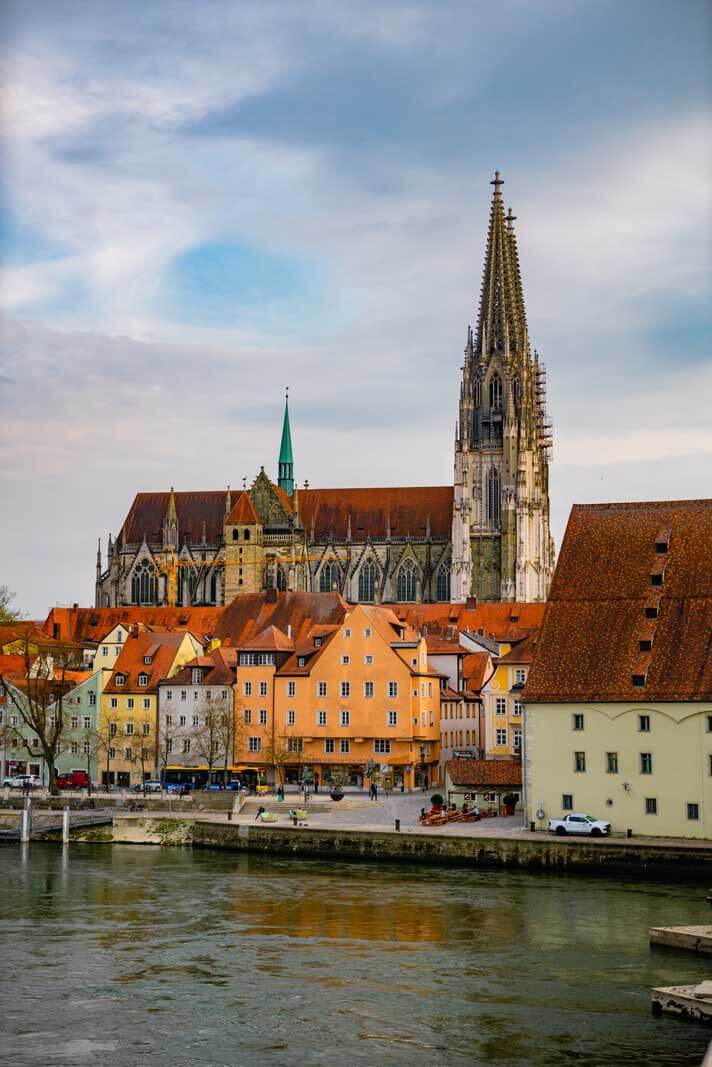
[645,602,659,619]
[632,673,647,688]
[655,528,671,554]
[639,639,652,652]
[651,573,664,587]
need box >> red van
[56,770,91,790]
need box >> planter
[330,792,345,802]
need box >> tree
[126,709,155,790]
[96,705,117,789]
[0,585,21,625]
[0,631,82,794]
[157,711,178,786]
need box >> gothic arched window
[511,375,521,408]
[489,374,502,411]
[131,560,156,606]
[320,561,336,593]
[358,559,376,602]
[397,559,417,602]
[487,467,501,525]
[436,566,451,602]
[474,377,481,406]
[243,529,250,541]
[232,529,239,540]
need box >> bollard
[395,818,400,832]
[21,796,31,843]
[62,805,70,845]
[627,828,633,839]
[530,821,535,833]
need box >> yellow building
[100,627,203,787]
[524,500,712,838]
[234,603,441,789]
[480,635,535,759]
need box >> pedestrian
[372,782,378,802]
[277,783,284,802]
[314,773,319,794]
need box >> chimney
[466,596,478,610]
[131,623,139,638]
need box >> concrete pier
[650,926,712,954]
[652,984,712,1024]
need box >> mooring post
[62,805,70,845]
[21,796,31,843]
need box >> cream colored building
[524,500,712,839]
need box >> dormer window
[191,669,203,685]
[645,601,659,619]
[115,674,125,687]
[314,637,322,648]
[298,657,306,667]
[138,673,148,687]
[639,639,652,652]
[655,528,671,554]
[651,573,663,587]
[117,631,123,643]
[632,673,646,688]
[144,655,152,665]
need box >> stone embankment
[191,821,712,876]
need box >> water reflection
[1,846,710,1067]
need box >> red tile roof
[462,651,492,693]
[226,492,259,525]
[445,759,522,787]
[43,606,222,644]
[166,645,237,687]
[395,602,545,641]
[105,631,193,694]
[525,500,712,703]
[216,591,349,645]
[497,634,538,665]
[299,486,453,540]
[241,625,295,652]
[425,635,464,655]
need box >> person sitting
[255,805,266,821]
[462,802,470,815]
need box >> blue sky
[0,0,710,615]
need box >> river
[1,845,710,1065]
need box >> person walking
[370,782,378,802]
[314,774,319,794]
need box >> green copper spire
[278,388,294,495]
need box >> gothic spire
[475,172,528,358]
[277,388,295,496]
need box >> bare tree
[0,585,21,625]
[0,632,81,794]
[157,712,178,786]
[126,709,154,791]
[96,705,118,790]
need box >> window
[707,715,712,733]
[436,566,451,602]
[314,637,322,648]
[142,723,150,736]
[562,794,573,811]
[513,700,522,716]
[244,709,251,724]
[320,561,337,592]
[127,698,135,710]
[338,709,351,728]
[110,698,118,709]
[513,730,521,751]
[82,740,90,755]
[574,751,586,772]
[131,559,156,605]
[341,682,350,698]
[287,710,295,725]
[606,752,618,774]
[358,561,376,603]
[325,738,335,753]
[193,690,199,701]
[638,714,650,732]
[364,682,374,698]
[688,803,700,821]
[179,715,186,726]
[243,681,252,696]
[496,698,506,715]
[125,723,134,735]
[124,747,132,760]
[341,655,350,666]
[572,713,584,731]
[166,714,172,725]
[318,682,327,698]
[259,709,267,726]
[287,681,296,697]
[83,716,91,729]
[640,752,653,774]
[487,467,501,525]
[181,691,187,701]
[297,657,306,668]
[192,715,199,727]
[88,692,96,706]
[115,674,125,687]
[239,653,275,667]
[632,673,646,688]
[70,741,78,755]
[259,682,268,697]
[645,797,657,815]
[102,646,109,656]
[318,710,327,726]
[71,716,79,729]
[340,739,350,754]
[248,737,262,753]
[165,691,172,701]
[364,655,373,666]
[374,739,391,754]
[287,738,303,753]
[109,722,118,736]
[221,691,227,700]
[388,711,397,727]
[364,628,371,638]
[496,728,507,746]
[428,682,433,698]
[397,559,417,602]
[143,698,150,710]
[515,669,526,684]
[388,682,398,698]
[489,373,502,411]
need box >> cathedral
[95,173,554,609]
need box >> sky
[0,0,710,618]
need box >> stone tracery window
[397,559,417,602]
[320,560,337,593]
[511,375,521,407]
[131,560,156,605]
[487,467,501,525]
[358,559,376,602]
[436,565,451,602]
[489,373,502,411]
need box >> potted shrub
[430,793,444,812]
[502,793,518,816]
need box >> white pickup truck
[548,813,611,837]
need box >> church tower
[277,389,294,496]
[451,172,554,603]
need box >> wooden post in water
[62,805,70,845]
[21,796,31,843]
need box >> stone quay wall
[191,822,712,878]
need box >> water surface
[1,845,710,1065]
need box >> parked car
[132,779,162,793]
[165,782,193,794]
[56,770,91,790]
[548,813,611,837]
[3,774,41,789]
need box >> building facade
[95,175,553,610]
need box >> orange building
[234,603,442,789]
